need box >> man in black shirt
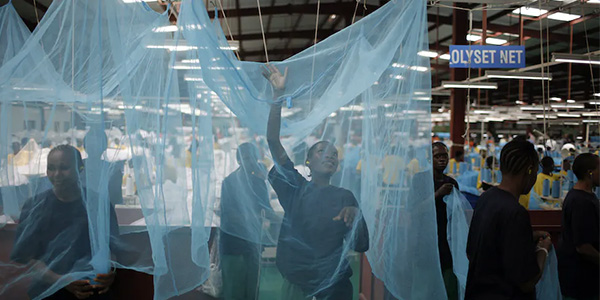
[466,138,552,300]
[429,142,460,300]
[558,153,600,300]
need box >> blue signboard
[449,45,526,68]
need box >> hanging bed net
[0,0,443,299]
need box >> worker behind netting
[10,145,118,299]
[83,129,124,205]
[263,64,369,300]
[219,142,276,300]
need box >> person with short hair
[466,139,552,300]
[263,64,369,299]
[11,145,118,300]
[558,153,600,300]
[532,156,561,196]
[219,142,274,300]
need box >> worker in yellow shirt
[448,150,463,174]
[478,156,499,189]
[532,156,561,196]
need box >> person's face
[307,143,339,176]
[47,151,80,189]
[522,163,539,194]
[563,160,571,171]
[432,146,449,172]
[239,149,265,177]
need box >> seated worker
[557,153,600,300]
[10,145,118,300]
[449,150,464,174]
[533,156,561,196]
[263,64,369,299]
[219,143,276,300]
[466,139,552,299]
[478,156,499,190]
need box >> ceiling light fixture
[552,53,600,65]
[417,50,439,58]
[485,37,508,45]
[438,53,450,60]
[512,7,548,17]
[485,71,552,80]
[442,81,498,89]
[548,12,581,22]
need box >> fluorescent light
[520,106,545,111]
[594,93,600,97]
[184,76,204,82]
[392,63,406,68]
[512,7,548,17]
[442,81,498,89]
[583,119,600,123]
[566,99,576,103]
[123,0,158,2]
[588,0,600,3]
[552,53,600,65]
[486,71,552,80]
[485,37,508,45]
[172,64,202,70]
[466,34,481,42]
[535,114,558,119]
[222,40,240,51]
[557,113,581,117]
[550,97,561,101]
[181,59,200,63]
[439,53,450,60]
[551,104,584,109]
[328,14,338,21]
[583,112,600,116]
[409,66,429,72]
[153,25,178,33]
[418,50,439,58]
[515,100,524,104]
[548,12,580,22]
[147,45,197,51]
[474,110,493,114]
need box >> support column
[450,3,468,159]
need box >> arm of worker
[335,191,369,252]
[576,244,600,265]
[502,210,549,294]
[263,64,291,167]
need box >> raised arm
[262,64,290,166]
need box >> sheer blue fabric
[536,247,562,300]
[0,1,30,66]
[0,0,443,299]
[444,188,473,300]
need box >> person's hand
[93,270,116,295]
[535,231,552,251]
[333,206,359,227]
[261,64,288,91]
[64,280,95,299]
[435,183,454,198]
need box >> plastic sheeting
[536,247,562,300]
[0,0,443,299]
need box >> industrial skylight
[512,7,548,17]
[548,12,581,22]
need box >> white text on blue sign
[449,45,526,68]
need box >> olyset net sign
[449,45,526,68]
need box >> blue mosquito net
[0,0,445,299]
[0,1,30,67]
